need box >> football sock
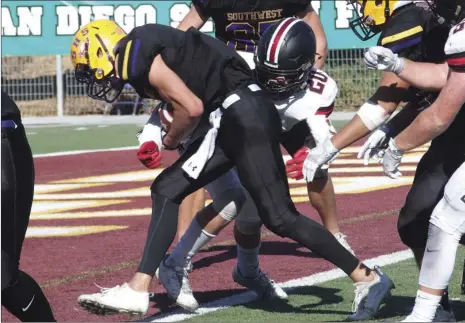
[236,244,260,278]
[409,290,442,322]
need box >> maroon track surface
[2,140,419,322]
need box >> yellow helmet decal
[70,20,126,80]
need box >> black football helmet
[254,18,316,98]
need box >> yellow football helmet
[348,0,404,40]
[70,19,127,102]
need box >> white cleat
[334,232,355,256]
[232,266,288,300]
[77,283,149,317]
[347,266,394,321]
[158,260,199,312]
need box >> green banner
[1,0,376,56]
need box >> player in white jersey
[363,5,465,320]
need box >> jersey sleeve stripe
[447,57,465,67]
[130,39,141,79]
[121,40,133,81]
[386,36,422,53]
[381,26,423,46]
[314,103,334,117]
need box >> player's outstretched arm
[330,72,409,150]
[149,55,203,149]
[298,4,328,69]
[177,5,209,31]
[364,46,449,92]
[394,70,465,152]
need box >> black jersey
[114,24,252,111]
[1,91,21,121]
[192,0,311,52]
[378,3,450,63]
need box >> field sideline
[3,122,464,322]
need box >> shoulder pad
[445,19,465,69]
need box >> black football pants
[138,86,360,277]
[1,115,55,322]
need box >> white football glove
[364,46,404,74]
[303,137,339,182]
[137,123,164,150]
[357,127,391,165]
[382,138,404,179]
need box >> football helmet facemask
[70,19,126,103]
[254,18,316,99]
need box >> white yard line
[147,249,414,322]
[33,146,138,158]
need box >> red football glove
[137,141,163,169]
[285,146,309,180]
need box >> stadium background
[2,0,381,116]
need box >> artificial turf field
[3,120,465,322]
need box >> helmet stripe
[266,18,298,64]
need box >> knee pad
[260,206,298,238]
[212,188,246,222]
[419,224,461,290]
[235,195,262,235]
[397,202,433,249]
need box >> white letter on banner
[56,6,79,35]
[92,6,114,20]
[114,5,135,34]
[311,0,321,15]
[334,0,353,28]
[78,6,92,27]
[1,7,17,36]
[169,3,213,32]
[17,7,43,35]
[135,5,156,26]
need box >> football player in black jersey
[363,3,465,321]
[1,91,56,322]
[172,0,340,265]
[288,0,464,320]
[72,19,393,319]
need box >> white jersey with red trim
[273,68,338,132]
[445,18,465,70]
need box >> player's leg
[281,120,354,253]
[159,169,246,311]
[177,189,205,241]
[77,137,234,316]
[403,162,465,322]
[233,195,288,300]
[219,88,393,320]
[1,119,56,322]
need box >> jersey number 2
[308,71,328,95]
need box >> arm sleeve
[192,0,214,18]
[445,20,465,71]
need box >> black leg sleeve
[2,271,56,322]
[219,90,360,276]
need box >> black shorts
[1,119,35,290]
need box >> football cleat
[347,266,394,321]
[232,266,288,300]
[78,283,149,317]
[158,260,199,312]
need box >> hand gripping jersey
[445,18,465,71]
[274,68,338,148]
[378,3,450,63]
[192,0,311,53]
[114,24,252,112]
